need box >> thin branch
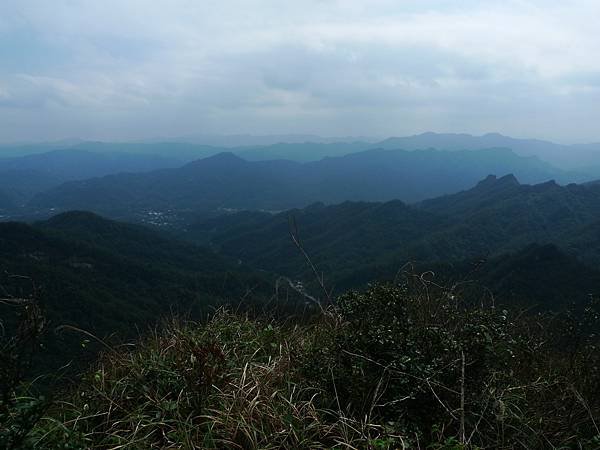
[288,215,332,305]
[459,350,466,445]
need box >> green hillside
[0,212,270,377]
[187,175,600,308]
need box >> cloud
[0,0,599,142]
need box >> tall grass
[10,280,600,449]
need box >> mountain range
[3,133,600,325]
[2,132,600,218]
[187,173,600,308]
[3,132,600,167]
[0,148,179,180]
[231,132,600,169]
[26,147,578,221]
[5,171,600,379]
[0,149,182,206]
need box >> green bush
[300,282,600,448]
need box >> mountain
[182,132,600,170]
[168,133,379,147]
[0,148,181,181]
[0,139,86,158]
[185,175,600,305]
[3,132,600,168]
[68,141,224,162]
[189,200,446,277]
[0,169,62,206]
[0,140,229,163]
[237,141,373,161]
[37,210,244,274]
[300,147,573,199]
[417,173,522,216]
[561,220,600,263]
[472,243,600,309]
[0,211,269,374]
[379,132,600,172]
[418,175,600,259]
[135,132,600,170]
[28,153,306,218]
[335,243,600,311]
[28,147,572,221]
[0,149,185,209]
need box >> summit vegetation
[4,280,599,449]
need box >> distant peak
[498,174,520,185]
[186,151,246,167]
[41,210,114,229]
[47,210,105,222]
[532,179,560,191]
[477,174,498,186]
[476,174,520,188]
[205,152,245,162]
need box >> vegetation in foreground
[2,279,600,449]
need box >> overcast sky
[1,0,599,143]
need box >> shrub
[300,282,600,448]
[0,278,47,450]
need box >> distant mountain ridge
[377,132,600,170]
[0,148,180,179]
[27,147,575,220]
[0,149,183,206]
[1,131,598,221]
[2,132,599,168]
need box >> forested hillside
[188,175,600,309]
[0,212,271,377]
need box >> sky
[1,0,599,143]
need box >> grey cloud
[1,0,600,142]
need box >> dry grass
[18,283,600,449]
[30,310,400,449]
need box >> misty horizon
[2,1,600,143]
[2,131,600,148]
